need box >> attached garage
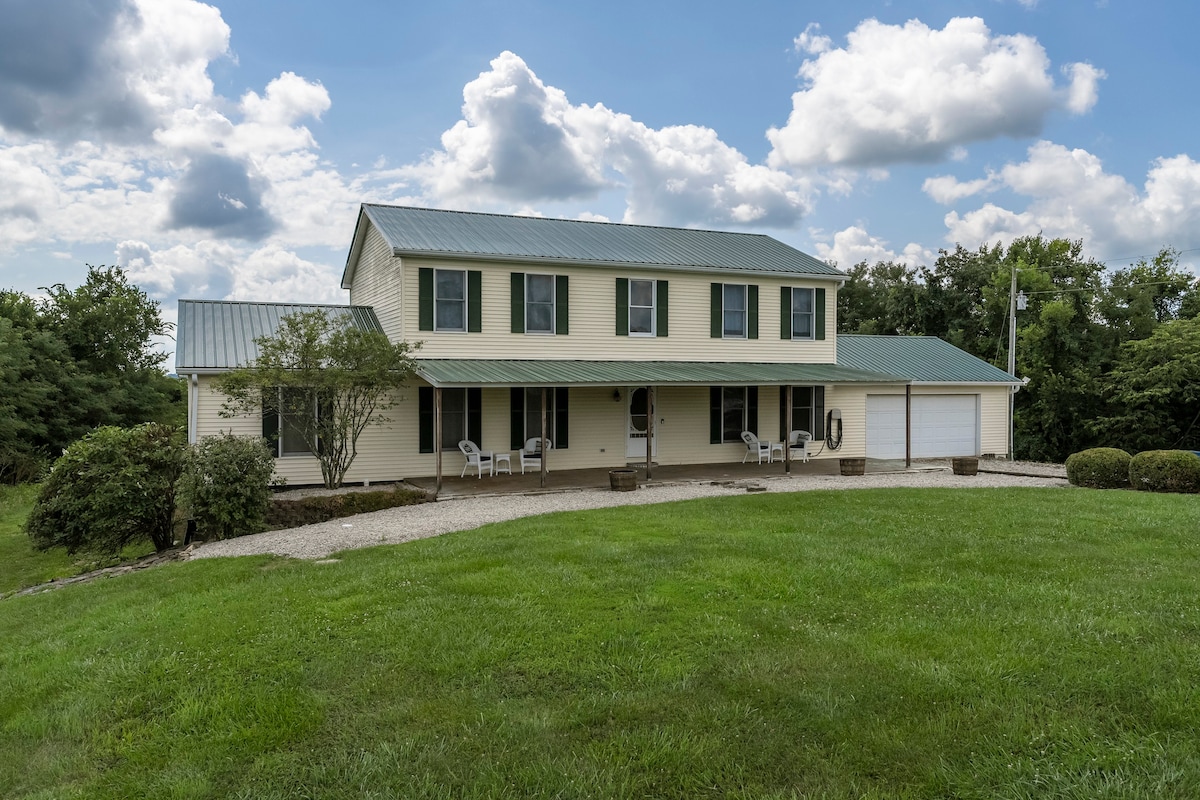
[866,394,980,459]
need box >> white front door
[626,387,657,459]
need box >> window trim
[791,287,815,341]
[628,278,656,337]
[276,387,318,458]
[722,283,747,339]
[524,272,556,335]
[433,268,468,333]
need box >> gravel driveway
[190,467,1069,561]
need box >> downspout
[905,383,912,469]
[188,374,199,445]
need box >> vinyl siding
[347,224,404,342]
[398,255,838,364]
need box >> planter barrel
[609,469,638,491]
[952,457,979,476]
[839,458,866,477]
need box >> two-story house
[176,204,1018,485]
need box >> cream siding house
[177,204,1019,485]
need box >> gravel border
[191,467,1070,562]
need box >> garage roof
[837,334,1019,383]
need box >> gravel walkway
[191,467,1070,561]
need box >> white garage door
[866,395,979,459]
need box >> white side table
[494,452,513,475]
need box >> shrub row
[1066,447,1200,493]
[265,486,430,529]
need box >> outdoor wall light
[612,389,622,402]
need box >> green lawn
[2,487,1199,799]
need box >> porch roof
[414,359,904,388]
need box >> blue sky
[2,0,1198,347]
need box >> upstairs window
[723,284,746,338]
[791,288,814,340]
[525,274,555,334]
[629,279,655,335]
[434,269,466,332]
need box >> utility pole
[1008,264,1017,461]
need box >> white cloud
[942,141,1200,254]
[403,51,814,228]
[793,23,832,55]
[811,225,933,268]
[767,17,1104,168]
[922,173,998,204]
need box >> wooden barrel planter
[609,469,638,491]
[952,457,979,476]
[839,458,866,476]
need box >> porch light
[612,388,621,402]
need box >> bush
[25,423,185,555]
[265,485,430,530]
[1065,447,1132,489]
[179,434,278,541]
[1128,450,1200,494]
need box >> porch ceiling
[415,359,905,388]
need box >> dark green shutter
[418,268,434,331]
[815,287,826,340]
[418,386,434,453]
[748,285,759,340]
[747,386,759,434]
[554,387,569,449]
[262,391,279,457]
[656,280,669,337]
[467,270,482,332]
[710,284,722,338]
[510,273,525,333]
[615,277,629,336]
[510,387,525,449]
[780,287,792,339]
[555,275,569,335]
[467,388,482,444]
[779,386,788,440]
[814,386,826,440]
[709,387,722,444]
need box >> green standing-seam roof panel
[837,334,1018,383]
[175,300,384,372]
[356,204,845,279]
[415,359,903,387]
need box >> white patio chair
[741,431,773,464]
[458,440,494,478]
[787,430,812,463]
[519,437,553,474]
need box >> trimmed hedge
[1128,450,1200,494]
[1065,447,1132,489]
[265,485,431,530]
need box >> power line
[1096,246,1200,265]
[1021,279,1195,297]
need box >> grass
[0,485,154,595]
[2,487,1199,798]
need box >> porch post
[435,386,443,496]
[540,386,548,489]
[784,384,793,474]
[645,385,654,481]
[905,383,912,469]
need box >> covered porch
[416,358,911,495]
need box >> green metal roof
[837,334,1018,383]
[344,204,845,287]
[176,300,384,372]
[416,359,903,388]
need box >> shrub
[179,434,278,541]
[265,485,430,530]
[1065,447,1132,489]
[25,423,185,555]
[1128,450,1200,494]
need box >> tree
[215,310,419,488]
[1092,316,1200,453]
[25,423,185,556]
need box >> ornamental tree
[215,311,418,489]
